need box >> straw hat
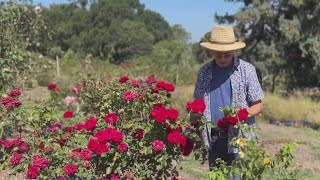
[200,26,246,51]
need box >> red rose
[59,140,67,147]
[146,76,157,84]
[1,97,21,110]
[87,138,100,151]
[131,80,141,87]
[238,108,249,121]
[1,97,12,105]
[152,140,165,152]
[3,139,14,149]
[80,149,93,161]
[163,83,175,92]
[67,126,74,133]
[171,176,178,180]
[124,90,136,101]
[217,119,228,130]
[84,117,98,131]
[224,115,238,126]
[167,131,182,145]
[152,87,160,94]
[110,173,120,180]
[70,149,81,159]
[71,87,79,94]
[63,163,78,176]
[167,108,179,121]
[150,104,167,123]
[138,94,145,100]
[119,75,129,83]
[156,81,175,92]
[13,137,23,146]
[10,152,22,165]
[33,155,49,169]
[47,83,59,91]
[27,165,40,179]
[63,111,73,118]
[10,88,22,97]
[134,129,144,139]
[95,144,109,155]
[117,142,128,153]
[181,138,194,156]
[18,143,30,153]
[186,99,206,114]
[105,113,118,124]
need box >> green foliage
[0,2,45,91]
[0,76,200,179]
[203,126,297,180]
[214,0,320,90]
[39,0,173,63]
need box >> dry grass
[263,93,320,124]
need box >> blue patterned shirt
[194,58,264,153]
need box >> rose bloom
[87,138,100,151]
[47,83,59,91]
[119,75,129,83]
[27,165,40,179]
[186,99,206,114]
[18,143,30,153]
[94,144,109,155]
[110,173,120,180]
[146,75,157,84]
[84,117,98,131]
[131,80,140,87]
[181,138,194,156]
[224,115,238,126]
[152,140,165,152]
[10,88,22,97]
[63,96,76,105]
[104,113,118,124]
[63,111,73,118]
[123,90,136,101]
[80,149,93,161]
[156,81,175,92]
[167,108,179,121]
[150,104,167,123]
[63,163,78,175]
[134,129,144,139]
[238,108,249,121]
[217,119,228,130]
[138,93,145,100]
[167,131,183,145]
[71,87,79,94]
[10,152,22,165]
[33,155,49,169]
[117,142,128,153]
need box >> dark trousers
[208,134,237,169]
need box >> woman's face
[212,50,234,68]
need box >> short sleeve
[246,66,264,103]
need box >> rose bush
[0,75,203,179]
[203,107,297,180]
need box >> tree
[215,0,320,90]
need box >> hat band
[210,40,235,45]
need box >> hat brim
[200,42,246,51]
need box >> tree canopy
[214,0,320,90]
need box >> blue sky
[32,0,242,42]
